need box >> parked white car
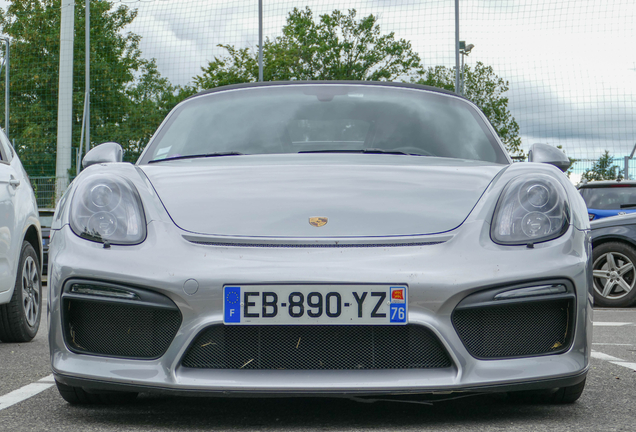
[0,129,42,342]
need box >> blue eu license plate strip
[224,286,241,323]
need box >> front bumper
[48,220,592,395]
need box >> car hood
[140,155,505,238]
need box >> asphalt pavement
[1,291,635,431]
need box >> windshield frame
[137,82,512,166]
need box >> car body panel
[48,220,591,394]
[141,155,505,237]
[0,130,41,300]
[588,208,636,221]
[0,162,17,293]
[590,213,636,247]
[48,162,591,395]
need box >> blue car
[577,180,636,221]
[590,212,636,307]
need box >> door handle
[9,177,20,188]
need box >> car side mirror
[82,142,123,169]
[527,143,571,172]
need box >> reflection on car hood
[140,155,505,237]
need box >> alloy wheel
[592,251,635,300]
[21,256,40,327]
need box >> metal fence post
[454,0,460,94]
[3,38,8,138]
[85,0,90,155]
[55,0,75,201]
[0,38,10,137]
[258,0,263,82]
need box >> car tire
[0,241,42,342]
[508,379,586,404]
[549,379,587,404]
[55,381,139,405]
[592,242,636,308]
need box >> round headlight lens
[87,212,119,237]
[491,174,570,245]
[90,183,121,209]
[70,174,146,244]
[521,212,551,237]
[521,183,551,210]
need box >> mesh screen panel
[182,324,452,370]
[3,1,635,193]
[452,299,573,359]
[64,299,182,359]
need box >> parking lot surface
[1,295,635,431]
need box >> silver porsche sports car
[48,82,592,405]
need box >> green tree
[0,0,186,173]
[194,7,423,88]
[194,8,522,157]
[582,150,623,181]
[416,62,522,156]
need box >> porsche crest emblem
[309,217,328,227]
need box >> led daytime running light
[70,284,140,300]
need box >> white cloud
[0,0,633,161]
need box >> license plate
[223,285,407,325]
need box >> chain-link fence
[0,0,634,204]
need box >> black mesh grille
[182,324,452,370]
[452,299,574,359]
[63,299,182,359]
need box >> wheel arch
[23,225,42,270]
[591,235,636,251]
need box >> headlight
[70,174,146,244]
[491,174,570,245]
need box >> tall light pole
[454,0,460,94]
[85,0,90,156]
[78,0,90,176]
[258,0,263,82]
[459,41,474,96]
[56,0,74,201]
[1,38,9,138]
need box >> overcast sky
[1,0,635,168]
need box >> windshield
[580,185,636,210]
[139,84,508,164]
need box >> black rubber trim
[187,240,446,248]
[186,80,463,101]
[52,369,588,398]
